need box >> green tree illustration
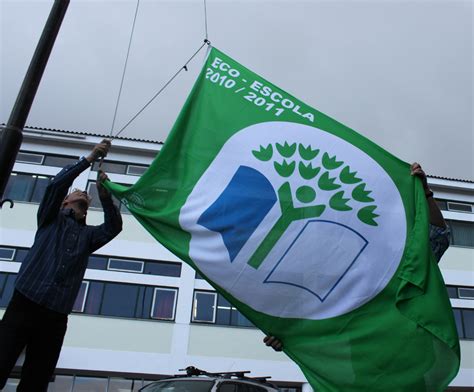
[248,142,378,269]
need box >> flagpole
[0,0,70,208]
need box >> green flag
[106,47,460,391]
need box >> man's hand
[86,139,111,163]
[96,170,111,199]
[263,335,283,352]
[410,162,431,196]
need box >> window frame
[16,152,45,165]
[126,164,148,176]
[0,247,16,261]
[150,287,178,321]
[446,219,474,248]
[91,160,128,175]
[107,258,145,274]
[72,281,90,313]
[5,172,53,204]
[447,201,473,213]
[458,287,474,300]
[192,290,217,323]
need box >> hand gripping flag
[106,47,460,392]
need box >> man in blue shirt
[0,140,123,391]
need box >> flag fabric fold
[106,47,459,392]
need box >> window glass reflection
[48,375,74,391]
[73,376,107,392]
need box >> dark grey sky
[1,0,472,180]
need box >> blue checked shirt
[15,158,122,314]
[429,224,451,263]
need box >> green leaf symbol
[352,183,374,203]
[252,144,273,161]
[318,171,341,191]
[357,205,379,226]
[276,142,297,158]
[329,191,352,211]
[296,185,316,203]
[298,144,319,160]
[299,162,321,180]
[340,166,362,184]
[274,160,296,177]
[322,153,343,170]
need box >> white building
[0,127,472,391]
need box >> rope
[109,0,141,136]
[101,0,211,153]
[113,40,210,138]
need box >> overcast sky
[1,0,472,180]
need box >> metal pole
[0,0,70,205]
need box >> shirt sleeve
[88,196,123,253]
[429,224,451,263]
[37,158,91,228]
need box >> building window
[87,254,181,277]
[16,152,44,165]
[92,160,148,176]
[0,273,16,308]
[458,287,474,299]
[80,280,177,321]
[100,282,141,318]
[446,201,473,213]
[192,291,254,327]
[108,258,144,273]
[434,199,447,210]
[4,173,52,203]
[92,161,127,175]
[151,288,177,320]
[216,294,253,327]
[13,374,147,392]
[84,281,104,314]
[14,249,29,263]
[43,155,78,168]
[72,281,89,313]
[144,261,181,277]
[277,387,302,392]
[192,291,217,322]
[435,198,473,213]
[16,151,78,168]
[447,220,474,247]
[108,378,135,392]
[47,375,74,392]
[453,308,474,340]
[0,247,15,261]
[0,246,28,263]
[446,285,474,300]
[73,376,108,392]
[88,255,108,270]
[127,165,148,176]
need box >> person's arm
[410,163,450,262]
[410,163,446,228]
[88,170,123,253]
[37,140,111,228]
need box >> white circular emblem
[180,122,406,320]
